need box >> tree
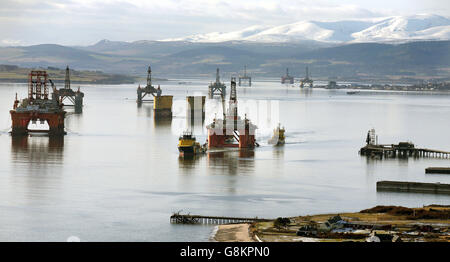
[273,217,290,231]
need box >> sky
[0,0,449,46]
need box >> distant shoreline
[0,79,137,85]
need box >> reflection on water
[11,135,64,164]
[206,150,255,175]
[154,118,172,129]
[178,155,202,170]
[299,87,313,97]
[272,147,284,158]
[137,102,153,117]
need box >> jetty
[377,181,450,195]
[360,144,450,159]
[425,167,450,174]
[359,129,450,159]
[170,213,271,225]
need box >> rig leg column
[137,88,143,104]
[75,93,83,113]
[10,111,30,136]
[47,112,67,136]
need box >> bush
[273,217,290,230]
[361,205,450,220]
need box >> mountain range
[162,14,450,43]
[0,14,448,82]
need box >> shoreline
[213,223,255,242]
[211,205,450,242]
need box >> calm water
[0,79,449,241]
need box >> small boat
[347,91,360,95]
[178,131,206,155]
[268,123,285,146]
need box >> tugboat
[178,131,206,155]
[268,124,285,146]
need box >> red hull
[10,110,66,136]
[208,129,255,148]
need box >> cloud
[0,39,25,46]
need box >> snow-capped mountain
[162,14,450,43]
[351,14,450,42]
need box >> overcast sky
[0,0,449,46]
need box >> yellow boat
[178,131,206,155]
[268,123,285,146]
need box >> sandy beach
[213,223,255,242]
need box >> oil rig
[137,66,173,118]
[137,66,160,104]
[206,77,257,148]
[208,68,226,98]
[238,65,252,87]
[10,70,66,136]
[281,68,294,84]
[299,66,313,88]
[52,66,84,113]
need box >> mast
[147,66,152,87]
[64,66,70,89]
[216,68,220,83]
[229,77,237,119]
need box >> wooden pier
[377,181,450,195]
[170,213,271,225]
[425,167,450,174]
[360,142,450,159]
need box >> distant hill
[292,41,450,77]
[0,40,448,82]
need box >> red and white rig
[206,77,257,148]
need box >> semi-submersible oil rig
[10,71,66,136]
[208,68,226,98]
[137,66,173,119]
[206,77,257,148]
[54,66,84,113]
[10,67,84,136]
